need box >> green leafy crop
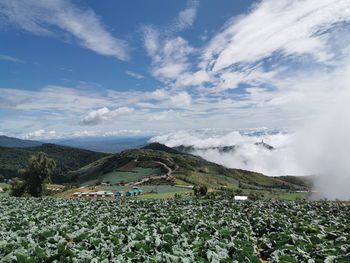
[0,198,349,262]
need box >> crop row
[0,197,349,262]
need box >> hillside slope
[68,145,306,191]
[0,144,108,183]
[0,135,42,148]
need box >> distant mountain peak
[254,140,274,150]
[142,142,181,154]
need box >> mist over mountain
[150,129,305,176]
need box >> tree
[10,179,26,197]
[248,192,263,200]
[194,185,208,196]
[21,152,56,197]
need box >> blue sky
[1,0,350,139]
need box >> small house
[73,192,82,197]
[234,195,248,201]
[105,191,113,197]
[89,192,98,197]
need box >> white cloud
[24,129,57,140]
[141,0,198,82]
[150,129,305,176]
[147,110,174,121]
[174,70,210,88]
[201,0,350,72]
[0,85,110,112]
[3,0,350,153]
[171,0,198,32]
[81,106,134,126]
[143,27,195,81]
[170,92,192,107]
[125,70,144,79]
[0,54,24,63]
[0,0,128,60]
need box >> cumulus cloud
[24,129,57,140]
[81,106,134,126]
[0,0,128,60]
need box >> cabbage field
[0,197,349,262]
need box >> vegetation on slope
[11,152,56,197]
[0,144,108,183]
[68,145,306,191]
[0,135,42,148]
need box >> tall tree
[22,152,56,197]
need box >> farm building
[234,195,248,201]
[96,191,113,197]
[126,189,143,197]
[73,191,113,198]
[126,190,135,197]
[115,191,125,197]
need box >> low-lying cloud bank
[150,129,305,176]
[151,122,350,200]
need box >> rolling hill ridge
[67,143,307,191]
[0,144,108,182]
[0,135,43,148]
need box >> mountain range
[0,136,309,192]
[0,135,42,148]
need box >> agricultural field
[0,197,349,262]
[82,167,163,186]
[102,185,191,195]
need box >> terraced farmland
[0,197,349,262]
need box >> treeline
[0,144,107,183]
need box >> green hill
[68,144,306,191]
[142,142,181,154]
[0,135,42,148]
[0,144,108,183]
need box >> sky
[1,0,350,140]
